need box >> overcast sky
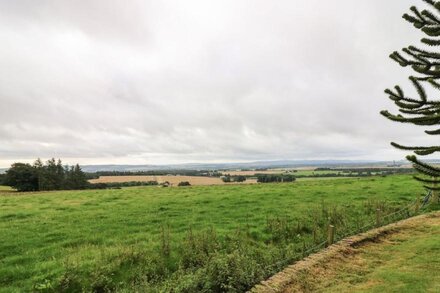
[1,0,438,167]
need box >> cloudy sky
[0,0,437,167]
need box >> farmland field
[222,170,287,176]
[89,175,258,185]
[0,175,431,292]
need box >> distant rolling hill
[4,159,432,173]
[80,159,408,173]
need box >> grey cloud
[0,0,436,166]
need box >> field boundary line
[248,210,440,293]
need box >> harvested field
[223,170,288,176]
[89,175,257,186]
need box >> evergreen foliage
[4,158,88,192]
[4,163,39,192]
[256,174,296,183]
[381,0,440,199]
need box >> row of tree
[256,174,296,183]
[221,175,246,183]
[4,159,88,192]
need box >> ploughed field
[0,175,425,292]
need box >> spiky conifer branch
[382,0,440,195]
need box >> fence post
[376,208,381,227]
[327,225,335,247]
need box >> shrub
[178,181,191,187]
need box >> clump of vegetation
[178,181,191,187]
[256,174,295,183]
[221,175,246,183]
[4,158,88,192]
[160,181,171,187]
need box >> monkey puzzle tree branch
[382,1,440,194]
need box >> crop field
[0,175,429,292]
[89,175,258,186]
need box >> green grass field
[0,175,427,292]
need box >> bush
[4,163,39,192]
[205,250,263,292]
[178,181,191,187]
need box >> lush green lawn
[0,175,426,292]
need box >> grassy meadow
[0,175,428,292]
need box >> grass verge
[255,211,440,293]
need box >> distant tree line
[4,158,88,192]
[90,181,159,189]
[221,175,246,183]
[314,167,413,174]
[256,174,296,183]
